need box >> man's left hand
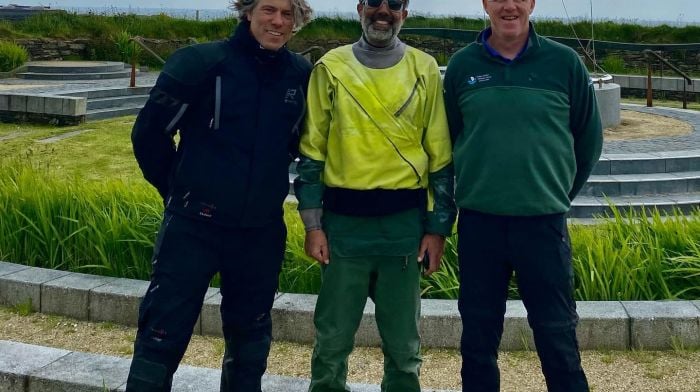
[417,233,446,276]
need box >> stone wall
[15,38,90,61]
[12,36,700,73]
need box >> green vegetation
[0,118,699,300]
[0,40,28,72]
[0,11,699,44]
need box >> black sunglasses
[364,0,405,12]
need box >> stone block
[0,267,72,311]
[591,157,611,175]
[660,77,680,92]
[89,278,148,326]
[43,96,64,115]
[500,301,535,351]
[619,174,688,195]
[616,75,630,88]
[420,299,461,348]
[9,95,27,112]
[628,76,647,89]
[0,95,9,111]
[576,301,629,350]
[41,272,116,320]
[170,364,221,391]
[623,301,700,349]
[355,300,381,347]
[200,289,223,337]
[62,97,87,116]
[192,287,217,335]
[0,341,70,392]
[271,293,316,344]
[608,154,666,175]
[26,95,44,113]
[0,261,30,277]
[27,351,130,391]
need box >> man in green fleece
[294,1,456,391]
[444,0,602,391]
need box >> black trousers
[457,209,589,392]
[125,212,286,392]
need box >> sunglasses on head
[364,0,405,12]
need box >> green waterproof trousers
[308,209,423,392]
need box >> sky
[9,0,700,24]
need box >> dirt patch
[2,306,699,391]
[605,110,693,141]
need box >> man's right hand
[305,229,330,265]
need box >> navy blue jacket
[132,21,312,227]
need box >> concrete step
[86,94,149,110]
[25,61,126,74]
[86,104,142,121]
[570,192,700,218]
[62,86,152,99]
[17,70,132,80]
[582,171,700,197]
[593,151,700,175]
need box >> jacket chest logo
[466,73,493,87]
[284,88,298,105]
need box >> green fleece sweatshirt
[444,25,603,216]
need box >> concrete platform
[0,341,457,392]
[1,261,699,351]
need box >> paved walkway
[0,71,159,95]
[606,104,700,154]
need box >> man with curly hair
[126,0,313,390]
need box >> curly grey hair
[232,0,313,33]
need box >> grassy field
[0,116,699,300]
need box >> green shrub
[0,40,28,72]
[601,54,627,74]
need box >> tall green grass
[1,162,699,300]
[0,40,28,72]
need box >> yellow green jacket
[295,44,456,235]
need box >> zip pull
[403,256,408,271]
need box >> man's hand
[417,233,446,276]
[305,229,330,265]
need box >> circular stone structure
[593,81,622,129]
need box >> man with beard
[294,1,456,391]
[444,0,602,391]
[126,0,312,390]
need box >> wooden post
[130,49,136,88]
[646,60,653,108]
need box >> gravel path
[2,306,698,392]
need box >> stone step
[86,105,142,121]
[25,61,126,74]
[570,192,700,218]
[61,86,152,99]
[582,171,700,197]
[593,151,700,175]
[17,70,132,80]
[86,94,149,110]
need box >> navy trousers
[125,212,286,392]
[457,209,589,392]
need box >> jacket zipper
[394,79,419,117]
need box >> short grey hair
[232,0,313,32]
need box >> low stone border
[0,93,86,125]
[1,261,699,351]
[0,341,456,392]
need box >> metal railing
[643,49,694,109]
